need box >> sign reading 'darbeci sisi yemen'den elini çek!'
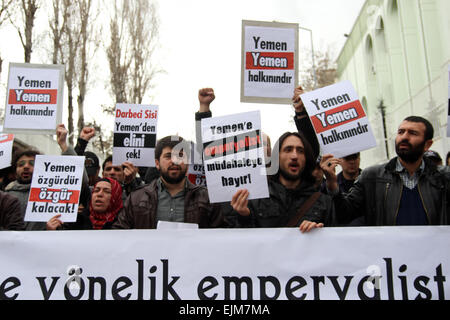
[201,111,269,203]
[24,155,85,223]
[241,20,298,105]
[113,103,158,167]
[3,63,64,134]
[300,80,377,158]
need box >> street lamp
[298,26,317,89]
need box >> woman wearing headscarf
[46,178,123,230]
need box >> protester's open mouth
[22,173,31,179]
[288,163,300,172]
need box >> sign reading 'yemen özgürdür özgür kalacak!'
[24,155,85,223]
[113,104,158,167]
[301,81,377,158]
[4,63,64,134]
[202,111,269,203]
[241,20,298,104]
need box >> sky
[0,0,366,152]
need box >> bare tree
[300,49,337,91]
[0,0,14,74]
[49,0,66,64]
[106,0,161,106]
[127,0,160,104]
[76,0,98,133]
[49,0,81,146]
[10,0,39,63]
[49,0,99,143]
[106,0,130,105]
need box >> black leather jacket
[232,176,335,228]
[333,157,450,226]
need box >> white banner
[113,104,158,167]
[3,63,64,134]
[241,20,298,104]
[24,155,85,223]
[201,111,269,203]
[0,227,449,300]
[301,81,377,158]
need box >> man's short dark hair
[84,151,100,176]
[403,116,434,141]
[13,149,40,169]
[273,132,316,184]
[343,152,360,161]
[102,155,113,171]
[154,135,186,161]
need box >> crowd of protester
[0,85,449,232]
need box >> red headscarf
[89,177,123,230]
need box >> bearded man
[230,132,334,232]
[321,116,450,226]
[113,135,224,229]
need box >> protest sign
[301,81,377,158]
[113,104,158,167]
[241,20,298,104]
[24,155,84,223]
[187,163,206,187]
[3,63,64,134]
[0,134,14,170]
[201,111,269,203]
[0,227,449,300]
[187,142,206,187]
[447,65,450,137]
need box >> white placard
[24,155,85,223]
[0,134,14,170]
[201,111,269,203]
[301,81,377,158]
[241,20,298,104]
[113,104,158,167]
[0,227,449,300]
[156,221,199,230]
[187,163,206,187]
[3,63,64,134]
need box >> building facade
[337,0,450,167]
